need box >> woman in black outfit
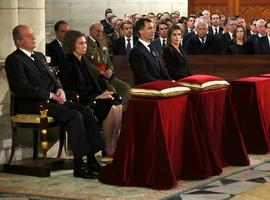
[163,24,191,80]
[224,25,255,55]
[60,30,123,158]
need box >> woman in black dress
[60,30,123,157]
[224,25,255,55]
[163,24,191,80]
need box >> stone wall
[45,0,188,42]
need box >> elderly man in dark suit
[46,20,69,67]
[113,20,137,55]
[129,18,170,85]
[185,18,222,55]
[256,35,270,54]
[5,25,103,179]
[151,21,169,57]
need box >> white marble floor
[178,161,270,200]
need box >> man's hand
[56,89,66,104]
[50,89,66,105]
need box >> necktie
[148,45,161,70]
[214,28,218,35]
[148,45,155,56]
[201,38,205,46]
[31,53,47,73]
[162,39,166,48]
[95,40,101,49]
[126,38,131,55]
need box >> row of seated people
[5,24,125,180]
[97,8,270,56]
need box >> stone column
[19,0,45,53]
[0,0,45,164]
[0,0,18,60]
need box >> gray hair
[195,18,208,29]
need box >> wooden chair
[7,94,66,164]
[3,93,70,177]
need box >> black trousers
[48,101,103,159]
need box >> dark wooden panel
[188,0,270,21]
[187,55,270,81]
[112,55,270,85]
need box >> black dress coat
[163,45,191,80]
[128,41,170,85]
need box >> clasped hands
[50,89,66,105]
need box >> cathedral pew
[112,55,270,85]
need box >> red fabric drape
[230,77,270,154]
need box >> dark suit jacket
[150,37,165,57]
[220,32,233,51]
[46,39,65,67]
[5,49,62,114]
[256,36,270,54]
[129,41,170,85]
[208,26,224,36]
[182,31,195,49]
[185,35,222,55]
[248,34,259,45]
[163,45,190,80]
[113,36,138,55]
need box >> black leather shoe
[73,159,98,179]
[87,156,102,172]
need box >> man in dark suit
[182,14,196,48]
[208,13,224,36]
[248,19,267,45]
[113,20,137,55]
[129,18,170,85]
[46,20,69,67]
[220,17,238,51]
[5,25,103,179]
[100,8,114,35]
[150,22,168,57]
[256,21,270,54]
[185,19,222,55]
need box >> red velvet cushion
[129,80,190,98]
[258,73,270,77]
[177,75,229,91]
[178,75,224,84]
